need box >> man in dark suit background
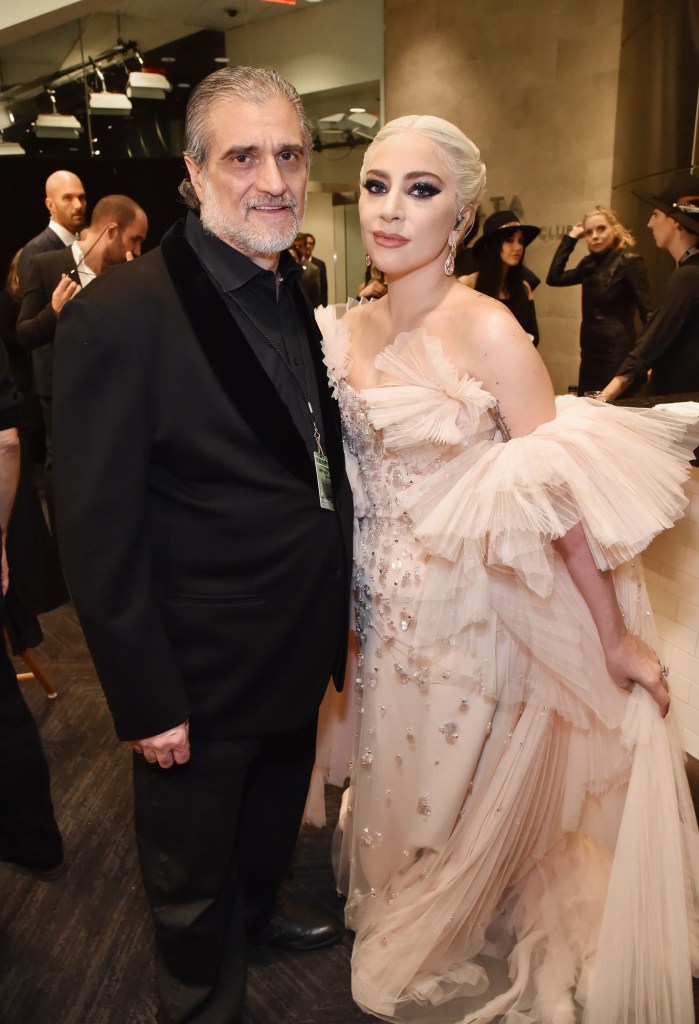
[17,195,147,531]
[304,232,328,305]
[17,170,87,290]
[52,67,352,1024]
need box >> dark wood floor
[0,602,364,1024]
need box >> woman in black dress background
[546,206,652,394]
[460,209,541,345]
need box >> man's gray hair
[179,66,313,210]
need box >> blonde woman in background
[546,205,653,394]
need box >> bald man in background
[18,194,147,529]
[17,171,87,290]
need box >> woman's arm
[624,254,654,323]
[598,373,634,402]
[545,229,586,287]
[554,523,669,714]
[464,303,669,714]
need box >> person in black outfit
[53,67,352,1024]
[600,174,699,401]
[291,232,323,307]
[460,210,541,346]
[0,340,63,879]
[17,170,87,291]
[0,249,44,465]
[546,205,652,395]
[303,233,328,306]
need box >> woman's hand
[568,222,585,239]
[358,278,387,300]
[598,374,632,402]
[554,524,669,718]
[603,632,670,716]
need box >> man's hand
[51,273,81,315]
[132,721,190,768]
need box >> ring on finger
[662,664,670,679]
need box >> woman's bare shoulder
[344,295,390,339]
[428,286,522,357]
[345,297,381,328]
[426,285,548,401]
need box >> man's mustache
[244,194,298,215]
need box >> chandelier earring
[365,253,371,267]
[444,242,456,276]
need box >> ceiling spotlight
[313,110,380,150]
[35,113,83,138]
[0,132,24,155]
[126,71,172,100]
[317,112,346,128]
[0,104,14,131]
[89,65,132,116]
[89,92,133,115]
[34,90,83,138]
[346,111,379,139]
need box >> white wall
[226,0,383,96]
[225,0,382,303]
[384,0,626,396]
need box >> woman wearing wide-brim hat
[460,210,541,346]
[546,205,652,397]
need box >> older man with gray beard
[52,67,353,1024]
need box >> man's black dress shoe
[249,898,344,950]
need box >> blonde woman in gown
[315,116,699,1024]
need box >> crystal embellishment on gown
[316,304,699,1024]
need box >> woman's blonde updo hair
[360,115,487,234]
[582,205,636,250]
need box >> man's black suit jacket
[52,219,353,742]
[311,256,328,306]
[17,246,77,398]
[17,226,67,292]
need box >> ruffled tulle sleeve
[363,332,498,447]
[315,304,353,397]
[315,304,370,544]
[398,395,699,597]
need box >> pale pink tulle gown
[313,304,699,1024]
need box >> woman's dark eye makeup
[410,181,441,198]
[363,178,441,198]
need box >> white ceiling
[0,0,336,93]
